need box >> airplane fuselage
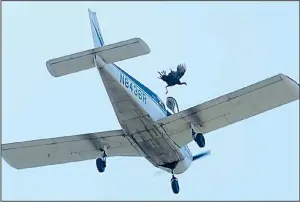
[95,56,193,174]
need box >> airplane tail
[88,9,105,48]
[46,9,150,77]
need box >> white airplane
[2,9,299,194]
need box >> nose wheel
[170,170,180,194]
[171,175,180,194]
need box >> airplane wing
[158,74,299,147]
[2,129,142,169]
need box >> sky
[1,1,299,200]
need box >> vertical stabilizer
[88,9,105,48]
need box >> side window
[158,99,165,110]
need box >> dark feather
[175,64,186,80]
[158,63,187,86]
[158,71,168,82]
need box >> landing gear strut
[96,151,107,173]
[170,170,180,194]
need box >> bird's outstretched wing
[175,64,186,80]
[168,70,177,78]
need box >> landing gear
[170,170,180,194]
[96,157,106,173]
[171,175,180,194]
[96,152,107,173]
[192,129,205,148]
[195,133,205,148]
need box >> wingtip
[88,9,95,14]
[46,61,59,77]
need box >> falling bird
[158,64,187,94]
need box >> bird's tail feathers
[158,71,168,82]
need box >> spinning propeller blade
[152,150,211,177]
[153,170,165,177]
[192,150,211,161]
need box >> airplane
[2,9,299,194]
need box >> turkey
[158,64,187,94]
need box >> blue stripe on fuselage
[88,10,169,116]
[113,64,168,116]
[91,21,104,46]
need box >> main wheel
[171,176,180,194]
[195,133,205,148]
[96,158,106,173]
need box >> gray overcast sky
[2,2,299,200]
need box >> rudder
[88,9,105,48]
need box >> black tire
[196,133,205,148]
[96,158,106,173]
[171,178,180,194]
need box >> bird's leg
[165,86,169,94]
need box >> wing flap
[2,130,142,169]
[46,38,150,77]
[158,74,299,147]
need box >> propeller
[192,150,211,161]
[152,150,211,177]
[153,170,165,177]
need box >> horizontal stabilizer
[46,38,150,77]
